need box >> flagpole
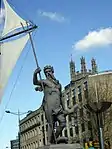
[28,32,43,81]
[20,22,43,87]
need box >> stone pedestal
[38,143,82,149]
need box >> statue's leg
[44,109,54,144]
[48,123,53,144]
[55,113,66,138]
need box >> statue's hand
[35,86,43,92]
[34,67,41,74]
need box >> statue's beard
[46,73,56,81]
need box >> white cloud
[73,27,112,51]
[0,8,5,24]
[38,10,67,23]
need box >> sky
[0,0,112,148]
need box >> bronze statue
[33,65,67,144]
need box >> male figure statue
[33,65,66,144]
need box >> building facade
[19,107,47,149]
[62,57,94,145]
[10,138,19,149]
[88,70,112,149]
[19,57,112,149]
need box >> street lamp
[5,110,32,149]
[84,101,112,149]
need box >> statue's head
[44,65,55,79]
[44,65,54,73]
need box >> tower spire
[91,58,98,74]
[80,56,87,73]
[70,55,76,81]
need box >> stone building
[62,57,95,145]
[88,70,112,148]
[19,107,47,149]
[64,57,112,147]
[10,138,19,149]
[19,57,112,148]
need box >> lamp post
[85,101,112,149]
[5,110,32,149]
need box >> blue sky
[0,0,112,148]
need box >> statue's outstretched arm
[33,67,42,86]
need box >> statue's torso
[42,79,62,111]
[43,79,61,94]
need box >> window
[66,92,70,107]
[67,92,70,100]
[84,90,88,99]
[33,142,36,149]
[34,117,37,124]
[46,124,48,132]
[68,115,72,122]
[67,99,69,107]
[84,81,88,99]
[74,112,77,119]
[28,121,30,127]
[72,89,75,97]
[80,108,83,117]
[78,86,81,93]
[72,96,76,105]
[70,128,73,137]
[41,114,44,121]
[81,123,85,132]
[30,143,33,148]
[76,140,80,143]
[47,137,48,142]
[78,93,82,102]
[75,126,79,134]
[33,130,35,136]
[43,138,45,145]
[88,121,92,130]
[84,81,88,90]
[34,129,37,136]
[64,129,68,137]
[78,86,82,102]
[74,112,78,126]
[42,126,44,135]
[36,141,38,148]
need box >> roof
[89,70,112,77]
